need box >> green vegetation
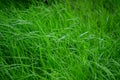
[0,0,120,80]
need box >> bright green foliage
[0,0,120,80]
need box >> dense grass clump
[0,0,120,80]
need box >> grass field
[0,0,120,80]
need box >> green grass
[0,0,120,80]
